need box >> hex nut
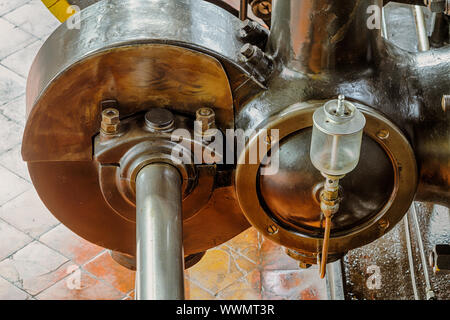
[240,43,256,59]
[195,107,216,134]
[101,108,120,135]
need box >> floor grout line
[0,273,32,298]
[0,216,34,260]
[0,37,43,76]
[81,249,107,267]
[0,62,27,81]
[0,89,26,109]
[0,162,31,186]
[0,181,32,208]
[0,0,33,19]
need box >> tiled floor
[0,0,327,300]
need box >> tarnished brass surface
[23,44,249,256]
[28,160,248,256]
[23,45,234,161]
[94,112,217,222]
[235,101,417,259]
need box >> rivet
[378,219,389,229]
[377,129,389,140]
[267,224,279,235]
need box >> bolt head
[195,107,215,133]
[378,218,389,230]
[240,43,255,59]
[376,129,390,140]
[251,0,272,18]
[241,19,254,33]
[101,108,120,134]
[102,108,120,124]
[267,224,279,235]
[256,1,272,15]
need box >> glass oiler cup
[310,95,366,278]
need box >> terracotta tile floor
[0,0,327,300]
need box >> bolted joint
[238,19,269,47]
[239,43,274,84]
[144,108,175,132]
[320,196,339,218]
[195,107,216,135]
[101,108,120,135]
[250,0,272,17]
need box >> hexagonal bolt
[239,19,269,46]
[239,43,273,84]
[241,19,255,34]
[252,0,272,17]
[101,108,120,135]
[441,95,450,112]
[195,107,216,134]
[240,43,256,59]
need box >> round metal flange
[235,101,418,256]
[95,112,217,223]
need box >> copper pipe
[240,0,248,21]
[320,216,332,278]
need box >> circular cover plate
[235,101,417,255]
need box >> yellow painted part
[41,0,74,23]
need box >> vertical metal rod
[326,260,345,300]
[410,203,435,299]
[381,6,389,39]
[404,214,419,300]
[413,5,430,51]
[240,0,248,21]
[135,163,185,300]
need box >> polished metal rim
[235,101,418,254]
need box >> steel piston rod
[135,163,185,300]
